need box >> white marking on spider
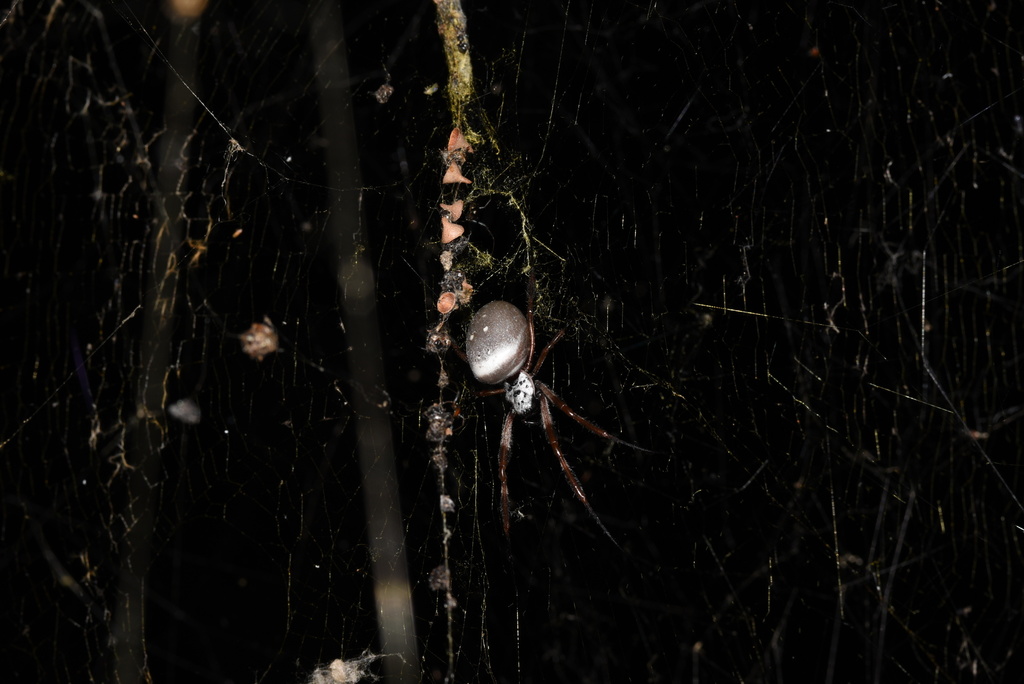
[505,371,535,415]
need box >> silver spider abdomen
[466,301,530,384]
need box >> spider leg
[444,329,468,363]
[539,394,620,547]
[531,328,565,374]
[525,274,537,365]
[498,410,516,537]
[537,381,654,452]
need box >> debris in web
[305,652,384,684]
[240,317,280,362]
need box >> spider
[465,277,646,541]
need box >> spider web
[2,0,1023,682]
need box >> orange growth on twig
[440,200,464,220]
[437,291,458,315]
[442,163,471,184]
[447,128,473,155]
[440,216,465,243]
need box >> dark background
[2,0,1023,682]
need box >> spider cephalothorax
[465,281,645,541]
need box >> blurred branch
[112,14,199,684]
[310,2,418,683]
